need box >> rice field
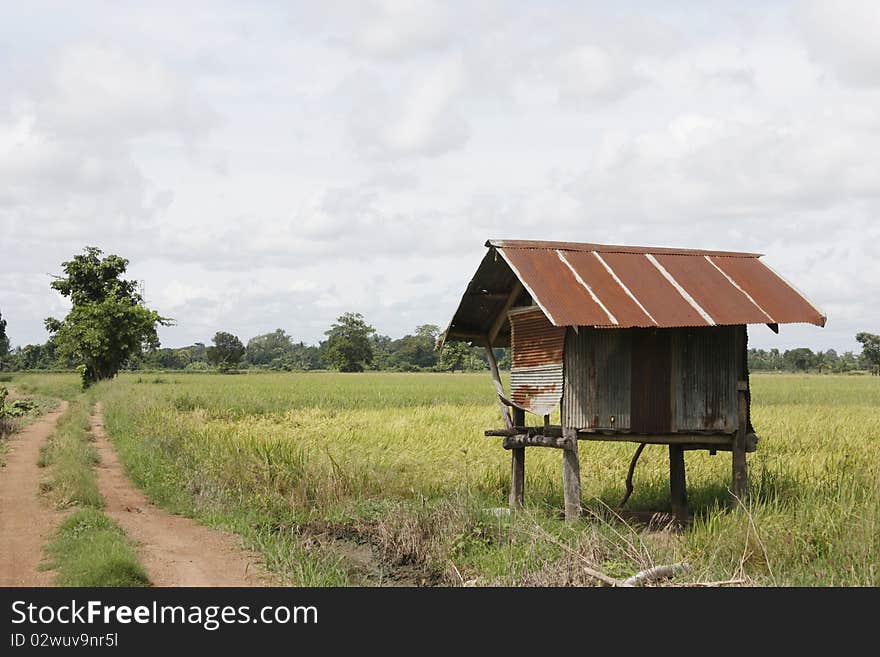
[11,371,880,586]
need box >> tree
[856,332,880,375]
[324,312,375,372]
[414,324,441,344]
[437,341,484,372]
[207,332,245,371]
[280,342,323,371]
[387,325,440,371]
[783,347,815,372]
[0,309,8,358]
[369,334,394,370]
[245,329,295,367]
[45,247,170,388]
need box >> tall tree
[324,312,375,372]
[414,324,441,343]
[207,332,245,371]
[245,329,294,367]
[437,341,484,372]
[389,327,440,370]
[783,347,815,372]
[45,247,170,388]
[856,332,880,374]
[0,309,8,359]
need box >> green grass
[33,370,877,586]
[35,390,149,586]
[42,508,150,587]
[38,397,102,509]
[6,373,84,401]
[1,385,59,465]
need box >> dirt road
[90,403,271,586]
[0,402,69,586]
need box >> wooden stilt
[562,427,582,523]
[732,383,749,502]
[484,346,512,431]
[669,445,688,523]
[510,407,525,509]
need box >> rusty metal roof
[444,239,825,345]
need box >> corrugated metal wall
[672,326,738,432]
[562,326,739,432]
[509,307,566,416]
[562,328,631,429]
[631,329,672,433]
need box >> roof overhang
[443,239,826,348]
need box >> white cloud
[572,109,880,223]
[0,1,876,355]
[347,56,470,158]
[346,0,456,59]
[37,44,215,142]
[554,45,644,107]
[795,0,880,87]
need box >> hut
[443,239,826,522]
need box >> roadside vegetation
[0,380,56,463]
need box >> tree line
[0,248,878,382]
[747,341,878,374]
[0,247,500,381]
[134,315,504,374]
[0,314,502,375]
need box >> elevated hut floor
[484,425,758,524]
[486,425,758,453]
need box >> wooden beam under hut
[502,434,573,450]
[485,426,758,452]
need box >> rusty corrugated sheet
[509,307,565,416]
[487,240,761,258]
[598,252,709,327]
[630,329,672,433]
[444,240,825,343]
[710,256,826,327]
[561,251,655,326]
[654,254,772,326]
[562,325,743,433]
[498,248,613,327]
[672,326,738,432]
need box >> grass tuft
[37,393,150,587]
[39,399,102,509]
[42,508,150,587]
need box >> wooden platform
[485,425,758,453]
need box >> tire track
[0,401,69,586]
[90,403,272,587]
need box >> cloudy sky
[1,1,877,353]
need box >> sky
[1,1,878,354]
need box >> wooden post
[668,445,688,524]
[510,407,525,509]
[484,345,512,431]
[562,427,582,523]
[488,281,523,346]
[732,382,749,502]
